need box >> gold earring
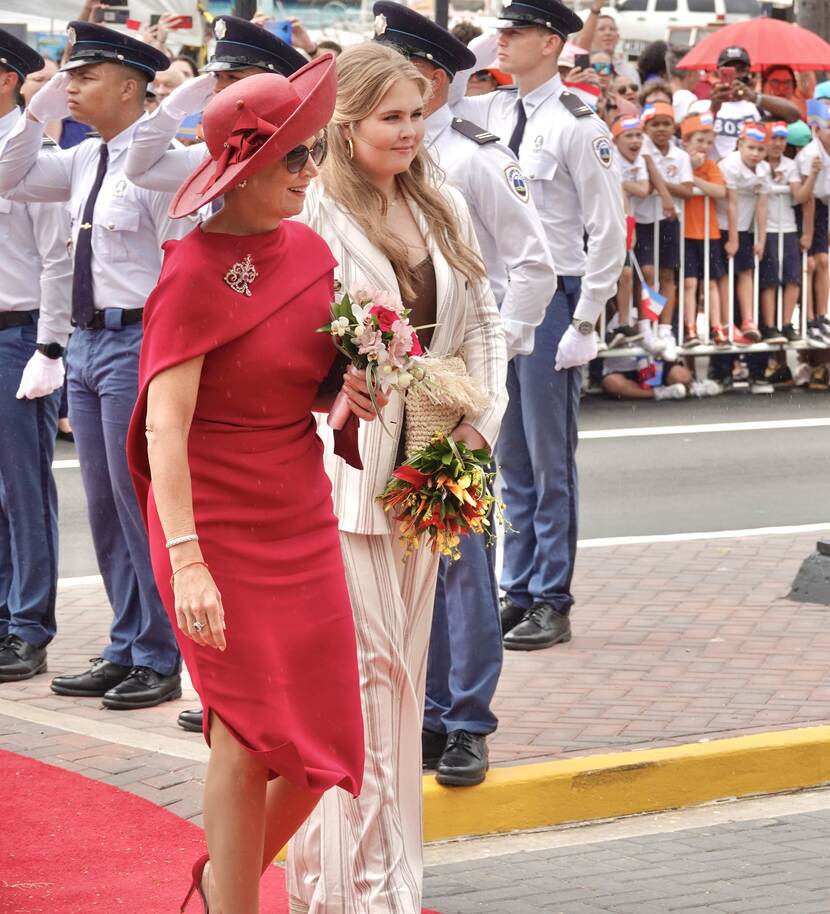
[347,137,354,159]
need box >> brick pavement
[424,807,830,913]
[2,530,828,828]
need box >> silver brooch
[374,13,388,35]
[214,18,227,40]
[224,255,258,297]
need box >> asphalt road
[53,389,830,579]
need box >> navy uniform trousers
[0,313,59,648]
[499,276,581,615]
[66,321,179,675]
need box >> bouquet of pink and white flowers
[318,287,427,431]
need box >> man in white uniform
[369,0,556,786]
[452,0,626,652]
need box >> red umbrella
[677,18,830,72]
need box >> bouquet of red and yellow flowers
[378,433,498,561]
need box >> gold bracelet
[170,561,209,588]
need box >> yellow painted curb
[275,726,830,859]
[423,725,830,842]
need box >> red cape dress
[127,220,363,796]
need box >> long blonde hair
[322,42,485,300]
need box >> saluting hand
[27,71,71,125]
[162,73,217,121]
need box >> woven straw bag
[403,355,488,458]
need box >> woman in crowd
[286,41,507,914]
[127,58,370,914]
[575,4,639,87]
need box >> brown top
[403,256,437,351]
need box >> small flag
[807,99,830,130]
[126,19,142,30]
[639,282,667,322]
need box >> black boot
[102,667,182,710]
[503,603,572,651]
[500,596,527,636]
[178,708,204,733]
[436,730,489,787]
[0,635,47,682]
[422,729,447,770]
[51,657,131,696]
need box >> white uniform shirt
[125,105,207,192]
[0,108,72,346]
[766,155,799,234]
[453,75,626,324]
[424,104,556,359]
[613,148,647,212]
[636,136,693,224]
[0,112,195,311]
[716,150,771,232]
[796,138,830,204]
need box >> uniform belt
[82,308,144,331]
[0,311,36,331]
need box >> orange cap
[680,111,715,138]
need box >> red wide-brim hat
[169,53,336,219]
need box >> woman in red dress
[127,57,369,914]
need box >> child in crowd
[679,112,728,348]
[761,121,809,344]
[638,102,694,360]
[601,353,721,401]
[716,121,771,343]
[796,110,830,345]
[609,114,649,349]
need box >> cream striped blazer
[300,181,508,536]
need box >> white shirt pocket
[94,201,141,263]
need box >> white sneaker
[654,382,687,401]
[689,379,723,398]
[640,334,666,357]
[750,380,774,395]
[794,363,811,387]
[657,327,678,363]
[595,331,608,353]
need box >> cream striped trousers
[286,530,440,914]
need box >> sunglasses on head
[284,134,327,174]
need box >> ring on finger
[192,619,205,633]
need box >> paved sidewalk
[425,805,830,913]
[1,530,828,828]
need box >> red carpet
[0,749,440,913]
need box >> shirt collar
[425,104,453,146]
[0,106,21,143]
[103,113,146,161]
[520,73,562,112]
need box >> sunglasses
[617,83,638,94]
[592,63,614,75]
[284,134,327,174]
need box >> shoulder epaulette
[451,117,499,145]
[41,134,57,148]
[559,91,594,118]
[85,129,101,138]
[496,84,518,92]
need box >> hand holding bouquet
[318,288,426,431]
[378,433,501,561]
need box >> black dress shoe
[503,602,572,652]
[51,657,131,696]
[178,708,204,733]
[0,635,47,682]
[422,729,447,770]
[102,666,182,710]
[435,730,489,787]
[500,595,527,635]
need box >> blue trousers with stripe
[498,277,581,615]
[0,314,60,648]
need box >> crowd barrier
[597,185,825,357]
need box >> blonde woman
[287,42,507,913]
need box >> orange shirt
[684,159,725,240]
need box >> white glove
[162,73,218,121]
[554,325,598,371]
[27,71,71,124]
[16,351,65,400]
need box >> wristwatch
[37,342,64,359]
[571,319,594,336]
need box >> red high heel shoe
[180,853,210,913]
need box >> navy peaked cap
[62,21,170,78]
[498,0,583,39]
[205,16,307,76]
[372,2,475,78]
[0,27,44,80]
